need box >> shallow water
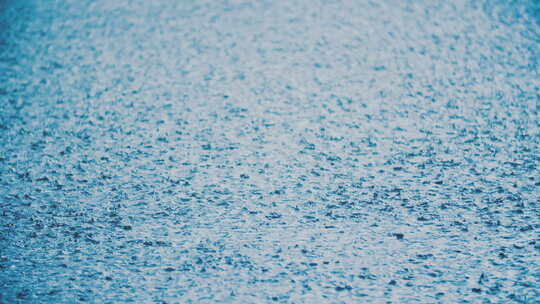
[0,0,539,303]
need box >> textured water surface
[1,0,539,303]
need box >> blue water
[1,0,539,303]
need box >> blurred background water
[1,0,539,303]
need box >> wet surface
[0,0,539,303]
